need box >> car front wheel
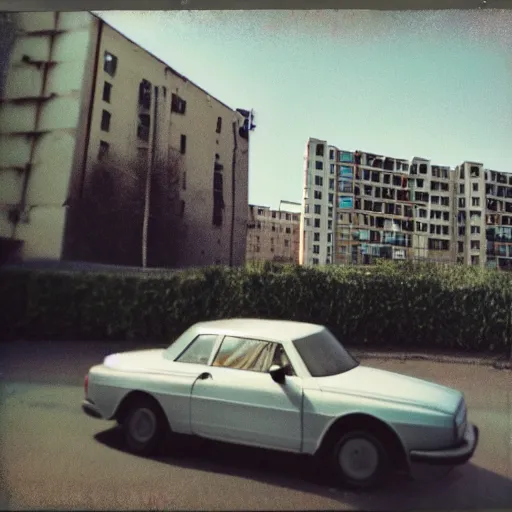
[331,431,389,489]
[123,398,167,456]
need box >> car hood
[316,365,462,415]
[103,349,168,372]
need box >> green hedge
[1,261,511,353]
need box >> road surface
[0,341,511,510]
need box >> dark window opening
[103,51,118,77]
[213,170,224,227]
[98,140,109,161]
[180,134,187,154]
[316,144,325,157]
[138,79,152,110]
[137,113,150,142]
[182,171,187,190]
[171,93,187,115]
[101,110,111,132]
[102,81,112,103]
[315,161,323,170]
[216,117,222,134]
[419,163,427,174]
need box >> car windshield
[292,329,359,377]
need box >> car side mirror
[269,364,286,384]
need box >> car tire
[123,397,168,456]
[331,430,389,489]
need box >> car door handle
[198,372,212,381]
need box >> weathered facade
[247,203,300,264]
[0,12,252,267]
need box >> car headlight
[453,399,467,441]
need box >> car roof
[193,318,324,343]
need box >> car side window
[175,334,217,365]
[212,336,277,372]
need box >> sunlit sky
[96,10,512,210]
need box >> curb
[352,351,511,370]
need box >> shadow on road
[95,427,512,511]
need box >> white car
[82,319,479,488]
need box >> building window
[329,149,334,160]
[471,241,480,250]
[216,117,222,133]
[328,193,334,203]
[213,170,224,227]
[312,258,319,265]
[137,113,150,142]
[314,232,320,242]
[329,179,334,190]
[471,225,480,234]
[314,205,321,215]
[316,144,324,157]
[104,51,118,77]
[284,239,289,247]
[473,182,479,192]
[102,81,112,103]
[180,134,187,154]
[458,242,464,253]
[171,93,187,115]
[313,245,320,254]
[314,219,320,228]
[314,190,322,200]
[271,211,276,218]
[304,204,310,214]
[285,227,291,234]
[459,198,466,208]
[138,79,152,109]
[471,255,479,265]
[472,197,480,207]
[327,233,332,243]
[328,220,332,230]
[459,184,465,194]
[182,171,187,190]
[470,167,480,178]
[330,164,335,174]
[101,110,111,132]
[315,161,323,170]
[315,176,323,186]
[98,140,109,161]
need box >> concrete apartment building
[456,163,512,269]
[247,201,300,264]
[301,138,457,266]
[0,12,254,267]
[301,138,512,269]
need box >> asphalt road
[0,341,511,510]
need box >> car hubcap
[338,438,379,481]
[129,408,157,443]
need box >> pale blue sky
[96,10,512,210]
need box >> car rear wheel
[331,431,389,489]
[123,398,167,456]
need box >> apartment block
[0,12,254,267]
[456,163,512,269]
[247,202,300,264]
[301,138,457,266]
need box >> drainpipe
[142,85,158,268]
[229,120,238,267]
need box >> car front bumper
[409,423,479,466]
[82,399,103,419]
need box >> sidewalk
[350,347,511,369]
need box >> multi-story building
[300,138,457,266]
[301,138,512,269]
[0,12,254,267]
[247,201,300,264]
[300,138,337,266]
[456,163,512,269]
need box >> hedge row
[1,261,511,353]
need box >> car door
[190,336,303,453]
[157,333,221,435]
